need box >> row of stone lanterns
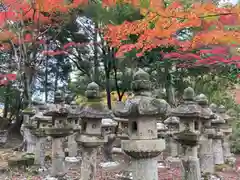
[17,68,235,180]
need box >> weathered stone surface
[80,147,98,180]
[113,69,167,180]
[196,93,215,174]
[213,138,224,165]
[77,82,110,180]
[171,87,201,180]
[51,138,66,178]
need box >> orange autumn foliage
[0,0,88,47]
[103,0,240,57]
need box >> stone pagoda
[171,87,202,180]
[113,69,167,180]
[218,105,235,164]
[43,91,74,178]
[76,82,112,180]
[210,103,225,165]
[195,94,215,175]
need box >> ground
[0,136,238,180]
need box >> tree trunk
[93,22,99,84]
[44,44,49,102]
[164,65,175,106]
[54,64,59,96]
[105,70,112,109]
[3,83,11,118]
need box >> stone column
[52,137,66,177]
[223,134,232,161]
[181,145,201,180]
[68,132,78,157]
[131,157,158,180]
[35,137,46,166]
[80,146,98,180]
[169,138,178,157]
[213,134,224,165]
[122,140,165,180]
[22,109,36,152]
[32,130,46,168]
[199,132,214,174]
[210,104,225,165]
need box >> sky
[219,0,238,5]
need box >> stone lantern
[76,82,112,180]
[218,105,235,164]
[171,87,201,180]
[22,107,37,153]
[195,94,215,175]
[101,118,118,163]
[113,69,168,180]
[67,100,81,157]
[43,90,74,178]
[163,117,180,159]
[31,113,52,169]
[210,103,225,165]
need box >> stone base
[122,139,165,158]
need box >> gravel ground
[0,137,238,180]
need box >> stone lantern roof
[209,103,217,113]
[218,105,231,121]
[43,103,69,118]
[164,116,180,125]
[133,68,150,81]
[210,103,225,125]
[114,69,169,118]
[101,118,118,127]
[22,107,37,116]
[170,87,201,118]
[42,90,70,117]
[32,112,52,123]
[79,82,112,119]
[195,94,215,120]
[211,115,225,125]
